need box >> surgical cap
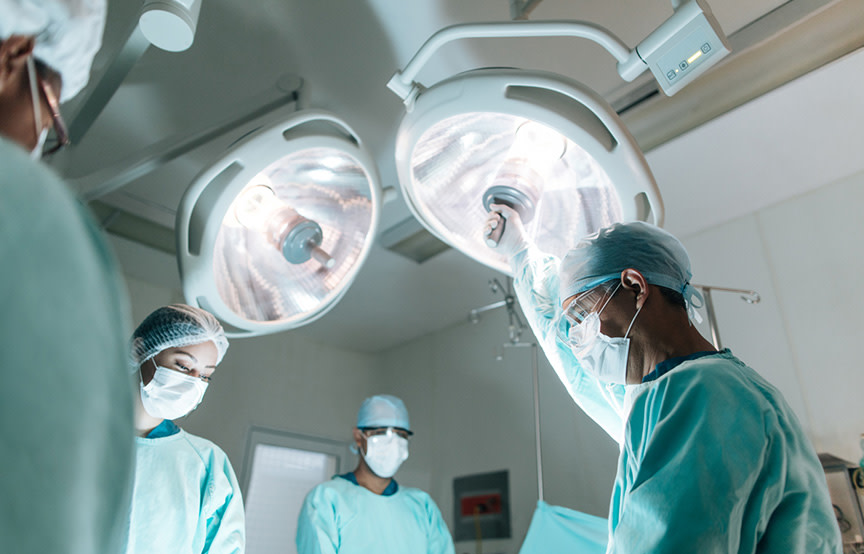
[130,304,229,370]
[357,395,411,433]
[0,0,106,102]
[559,222,703,318]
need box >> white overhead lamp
[387,0,729,275]
[177,110,381,337]
[139,0,202,52]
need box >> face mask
[362,430,409,478]
[140,363,208,420]
[26,56,46,161]
[567,285,642,385]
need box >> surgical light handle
[387,21,642,104]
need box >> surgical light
[139,0,202,52]
[176,111,380,337]
[387,0,728,275]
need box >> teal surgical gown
[0,137,135,553]
[511,248,841,553]
[296,476,455,554]
[125,427,245,553]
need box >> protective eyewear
[28,57,69,156]
[361,427,412,440]
[561,280,620,326]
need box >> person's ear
[352,428,364,451]
[0,35,35,93]
[620,269,649,310]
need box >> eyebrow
[174,350,218,371]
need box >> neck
[631,311,717,383]
[353,459,392,495]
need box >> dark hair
[658,286,686,310]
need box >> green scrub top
[0,137,135,553]
[297,475,455,554]
[126,428,245,553]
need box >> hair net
[0,0,106,102]
[559,222,703,321]
[130,304,229,370]
[357,395,411,433]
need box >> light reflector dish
[177,111,380,336]
[394,69,663,275]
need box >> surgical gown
[0,137,135,553]
[296,476,455,554]
[125,426,245,553]
[511,248,841,553]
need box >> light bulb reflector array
[406,112,623,273]
[213,147,374,324]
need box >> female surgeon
[125,304,245,553]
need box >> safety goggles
[556,280,620,347]
[561,280,620,326]
[27,56,70,156]
[360,427,413,440]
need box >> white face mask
[362,430,409,478]
[567,285,642,386]
[140,363,209,420]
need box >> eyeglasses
[561,281,620,326]
[29,58,69,156]
[361,427,412,440]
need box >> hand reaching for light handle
[483,203,530,257]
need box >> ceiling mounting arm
[386,21,639,108]
[73,78,303,202]
[388,0,729,106]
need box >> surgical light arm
[387,0,729,105]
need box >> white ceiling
[55,0,864,352]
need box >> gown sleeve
[424,494,455,554]
[296,485,340,554]
[510,247,627,443]
[202,449,246,553]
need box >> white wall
[680,167,864,462]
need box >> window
[241,427,353,554]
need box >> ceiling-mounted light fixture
[176,110,381,337]
[139,0,202,52]
[387,0,728,275]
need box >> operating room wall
[376,313,620,553]
[678,166,864,464]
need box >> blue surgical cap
[130,304,229,370]
[559,222,703,318]
[357,395,411,433]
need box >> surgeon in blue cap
[297,394,455,554]
[484,206,840,553]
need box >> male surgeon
[297,394,455,554]
[485,207,841,553]
[0,0,135,552]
